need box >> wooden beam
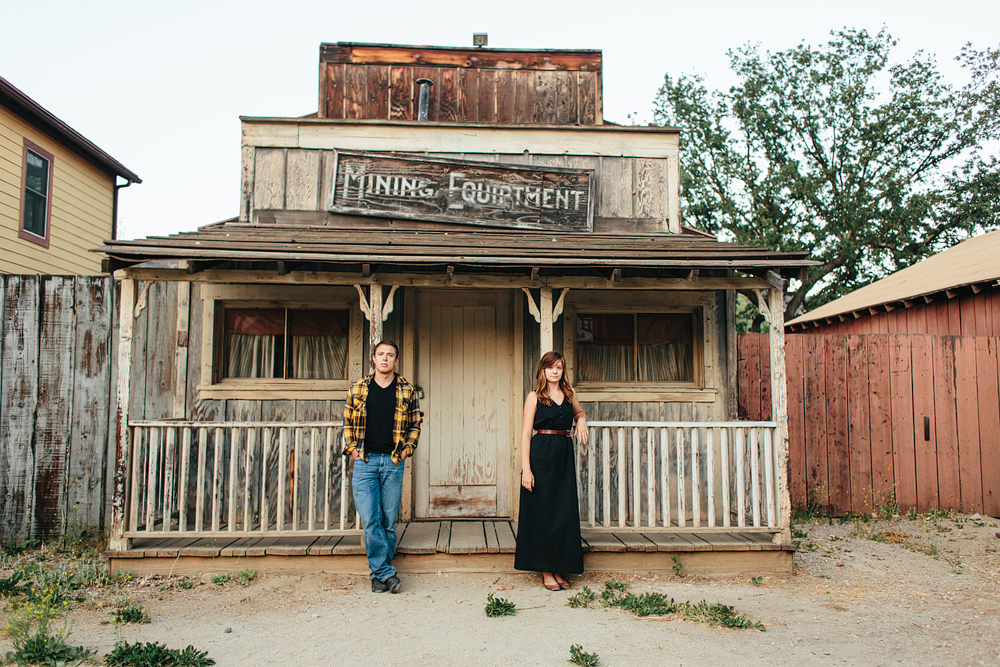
[362,263,371,278]
[109,279,136,552]
[768,286,791,546]
[611,268,621,282]
[187,260,225,275]
[277,261,301,276]
[530,267,539,282]
[765,270,784,290]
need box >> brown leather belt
[535,429,571,436]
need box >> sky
[3,0,998,240]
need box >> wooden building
[98,43,812,576]
[786,230,1000,335]
[1,76,140,274]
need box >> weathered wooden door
[414,290,513,518]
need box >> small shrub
[4,592,93,666]
[113,604,151,625]
[104,640,215,667]
[0,571,31,597]
[671,555,683,577]
[569,644,600,666]
[484,592,516,617]
[566,586,596,608]
[177,578,195,590]
[235,568,257,586]
[791,528,808,539]
[209,573,231,586]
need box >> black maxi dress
[514,397,584,574]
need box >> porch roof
[97,219,814,276]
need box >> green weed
[235,568,257,586]
[671,555,683,577]
[569,644,601,666]
[750,576,763,587]
[484,593,516,618]
[112,604,151,625]
[3,590,93,666]
[566,586,597,608]
[104,640,215,667]
[177,578,195,590]
[0,571,31,597]
[209,573,231,586]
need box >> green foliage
[566,586,597,608]
[104,641,215,667]
[2,541,35,558]
[112,604,151,625]
[652,28,1000,318]
[0,571,31,597]
[177,578,194,590]
[4,591,93,666]
[792,528,808,539]
[209,573,231,586]
[671,555,683,577]
[484,592,516,618]
[569,644,601,666]
[750,576,763,587]
[235,568,257,586]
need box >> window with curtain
[576,312,694,383]
[223,308,349,380]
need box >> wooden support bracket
[752,289,772,325]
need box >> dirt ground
[3,511,1000,666]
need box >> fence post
[109,278,136,551]
[769,285,791,544]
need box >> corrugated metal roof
[98,219,814,274]
[787,229,1000,326]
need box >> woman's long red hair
[535,351,574,406]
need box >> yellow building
[0,76,140,274]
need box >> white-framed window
[199,284,363,399]
[20,139,54,248]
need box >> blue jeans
[351,453,405,581]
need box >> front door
[414,290,514,518]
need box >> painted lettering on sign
[327,151,594,231]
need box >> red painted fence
[739,333,1000,517]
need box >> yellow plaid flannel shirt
[343,373,422,464]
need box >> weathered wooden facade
[98,43,812,575]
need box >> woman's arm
[571,391,589,444]
[520,392,538,491]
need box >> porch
[107,419,793,576]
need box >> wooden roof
[98,219,813,276]
[787,229,1000,328]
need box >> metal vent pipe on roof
[416,78,433,121]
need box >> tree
[653,28,999,320]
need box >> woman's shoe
[542,574,561,591]
[555,575,571,589]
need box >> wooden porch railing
[123,421,359,538]
[579,422,782,533]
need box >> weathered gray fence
[0,275,118,541]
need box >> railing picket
[195,427,207,533]
[212,427,223,533]
[277,428,287,532]
[340,434,348,531]
[293,427,302,531]
[573,429,582,522]
[261,427,271,532]
[324,427,333,531]
[660,428,670,527]
[616,427,626,528]
[764,428,775,527]
[631,427,640,528]
[736,427,745,528]
[706,428,715,528]
[601,428,610,528]
[750,428,761,528]
[228,427,239,532]
[646,429,655,528]
[676,428,685,528]
[179,428,191,533]
[162,428,176,532]
[129,427,141,532]
[244,427,256,531]
[309,427,318,531]
[145,427,160,532]
[587,426,596,527]
[691,427,700,529]
[720,428,730,528]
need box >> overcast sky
[3,0,998,240]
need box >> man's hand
[351,449,361,460]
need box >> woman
[514,350,588,590]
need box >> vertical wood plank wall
[0,275,118,541]
[739,333,1000,517]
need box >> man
[343,340,421,593]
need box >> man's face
[373,345,398,374]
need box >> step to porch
[107,521,794,578]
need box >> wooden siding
[739,333,1000,517]
[0,105,115,275]
[0,275,118,541]
[319,44,602,125]
[789,289,1000,337]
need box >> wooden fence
[739,333,1000,517]
[0,275,118,541]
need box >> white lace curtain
[224,308,349,379]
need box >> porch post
[768,285,791,544]
[356,283,399,371]
[109,277,136,552]
[522,287,569,357]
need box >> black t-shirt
[364,377,396,455]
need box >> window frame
[199,284,363,399]
[19,139,54,248]
[563,291,716,402]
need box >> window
[224,308,350,379]
[199,284,363,399]
[19,140,54,248]
[576,312,695,383]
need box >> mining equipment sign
[327,151,594,231]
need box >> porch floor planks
[435,521,452,553]
[493,521,517,553]
[449,521,488,554]
[397,521,440,554]
[266,535,320,556]
[225,536,284,557]
[614,533,657,552]
[330,535,366,555]
[581,532,627,552]
[483,521,500,553]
